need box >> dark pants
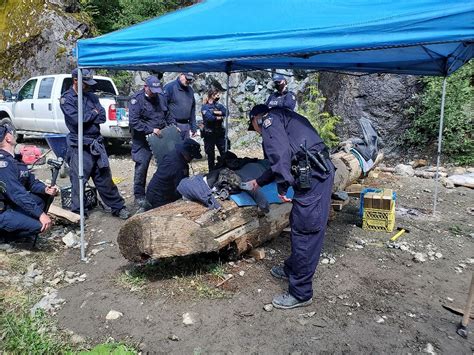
[177,123,191,140]
[204,132,226,171]
[131,139,152,199]
[284,166,335,301]
[67,146,124,213]
[0,194,45,236]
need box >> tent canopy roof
[77,0,474,76]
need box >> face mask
[274,81,284,90]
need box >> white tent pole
[433,77,447,215]
[77,69,86,261]
[224,72,231,151]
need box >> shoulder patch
[130,98,137,105]
[263,117,273,128]
[0,161,8,168]
[60,97,66,105]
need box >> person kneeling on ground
[0,120,58,237]
[142,138,202,211]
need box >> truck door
[34,77,56,132]
[13,79,38,131]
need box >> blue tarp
[77,0,473,76]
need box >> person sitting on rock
[0,120,58,237]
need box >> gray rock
[0,243,13,251]
[70,334,86,344]
[182,312,197,325]
[62,232,79,248]
[394,164,415,177]
[263,304,273,312]
[31,290,65,315]
[105,310,123,320]
[413,253,427,263]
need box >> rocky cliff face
[0,0,87,90]
[319,72,422,154]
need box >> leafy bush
[80,0,195,34]
[298,75,341,148]
[404,61,473,164]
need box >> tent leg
[433,77,447,215]
[77,69,86,261]
[224,73,231,152]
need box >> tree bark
[118,151,383,262]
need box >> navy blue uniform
[129,89,171,199]
[258,108,335,302]
[0,150,46,235]
[201,102,227,171]
[60,88,125,214]
[265,91,297,111]
[145,145,189,208]
[164,79,196,139]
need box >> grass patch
[449,225,463,236]
[0,306,71,353]
[116,269,146,290]
[192,279,227,299]
[79,341,136,355]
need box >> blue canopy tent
[73,0,474,260]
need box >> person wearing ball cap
[129,75,174,208]
[265,73,296,111]
[247,103,335,310]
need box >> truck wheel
[16,134,24,143]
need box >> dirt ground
[1,140,474,354]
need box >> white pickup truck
[0,74,130,143]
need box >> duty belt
[176,119,190,124]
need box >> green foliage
[79,342,136,355]
[0,308,71,353]
[80,0,195,34]
[404,61,473,164]
[97,69,134,95]
[298,76,341,148]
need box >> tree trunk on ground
[118,151,383,262]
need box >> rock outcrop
[0,0,89,90]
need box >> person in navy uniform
[129,75,174,206]
[144,139,202,210]
[60,68,130,219]
[164,72,197,140]
[247,104,334,309]
[0,120,58,236]
[265,73,296,111]
[201,89,228,171]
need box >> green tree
[298,75,341,148]
[80,0,195,34]
[404,61,473,164]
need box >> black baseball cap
[272,73,285,82]
[182,138,202,159]
[72,68,97,86]
[145,76,163,94]
[0,120,16,141]
[248,104,270,131]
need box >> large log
[118,151,383,262]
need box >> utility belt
[291,146,331,190]
[176,119,190,124]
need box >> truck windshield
[61,78,117,96]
